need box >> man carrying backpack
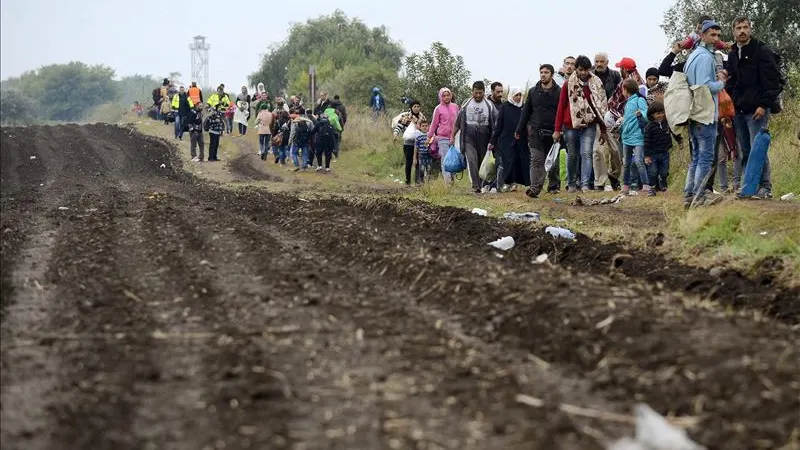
[288,108,314,171]
[726,16,783,199]
[313,114,336,172]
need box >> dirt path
[1,124,798,450]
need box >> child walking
[414,120,433,183]
[620,79,652,196]
[643,101,672,192]
[256,103,273,160]
[187,103,205,162]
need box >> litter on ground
[503,212,540,222]
[471,208,488,216]
[487,236,515,250]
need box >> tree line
[2,2,797,125]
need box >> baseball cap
[701,20,721,33]
[615,57,637,71]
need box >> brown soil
[1,124,798,450]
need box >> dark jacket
[593,68,622,99]
[658,51,685,77]
[176,93,192,117]
[516,82,561,137]
[187,109,203,132]
[726,38,782,115]
[644,119,672,158]
[491,101,529,185]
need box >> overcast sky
[2,0,674,95]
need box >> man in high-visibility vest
[188,82,203,105]
[206,85,231,111]
[171,86,194,140]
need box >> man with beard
[726,16,782,199]
[554,55,610,193]
[451,81,498,193]
[517,64,562,197]
[592,53,623,190]
[489,82,504,110]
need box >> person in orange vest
[188,82,203,105]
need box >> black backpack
[317,117,335,141]
[295,120,310,146]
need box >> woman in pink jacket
[427,87,459,184]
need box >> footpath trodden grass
[133,104,800,287]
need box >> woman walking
[427,88,459,185]
[234,86,251,136]
[489,86,526,192]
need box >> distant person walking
[451,81,498,193]
[370,87,386,121]
[171,85,194,139]
[188,81,203,105]
[517,64,561,197]
[234,86,251,136]
[427,87,459,185]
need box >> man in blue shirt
[683,19,727,208]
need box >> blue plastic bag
[443,145,465,173]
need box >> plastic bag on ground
[544,142,560,172]
[545,226,575,240]
[471,208,488,216]
[487,236,515,251]
[479,151,496,181]
[607,404,705,450]
[503,212,540,222]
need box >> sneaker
[316,166,323,172]
[525,189,539,199]
[581,186,591,193]
[191,157,200,162]
[489,187,498,194]
[647,188,656,197]
[324,168,331,173]
[547,188,561,195]
[753,188,773,200]
[604,185,614,192]
[480,186,490,194]
[628,190,639,196]
[567,186,578,194]
[505,184,517,192]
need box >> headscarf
[508,86,523,107]
[438,87,452,105]
[257,82,265,94]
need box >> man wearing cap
[592,53,623,190]
[726,16,782,199]
[683,19,728,207]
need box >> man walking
[517,64,561,197]
[592,53,623,190]
[451,81,498,193]
[188,81,203,105]
[171,86,194,140]
[684,20,727,207]
[726,16,782,199]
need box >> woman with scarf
[489,86,527,192]
[252,83,273,114]
[554,55,610,192]
[427,88,459,184]
[234,86,251,136]
[393,100,427,185]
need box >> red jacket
[555,82,606,134]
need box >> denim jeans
[291,145,310,168]
[734,112,771,191]
[174,114,182,138]
[238,122,247,135]
[684,122,718,198]
[258,134,270,156]
[646,153,669,190]
[623,144,649,187]
[564,126,597,189]
[437,137,454,184]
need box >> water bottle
[545,226,576,240]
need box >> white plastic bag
[544,142,560,172]
[402,121,417,141]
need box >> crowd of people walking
[390,14,784,207]
[147,14,784,209]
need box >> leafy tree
[116,74,161,107]
[250,10,404,103]
[0,89,38,125]
[403,42,471,111]
[6,62,119,121]
[321,61,402,109]
[661,0,800,67]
